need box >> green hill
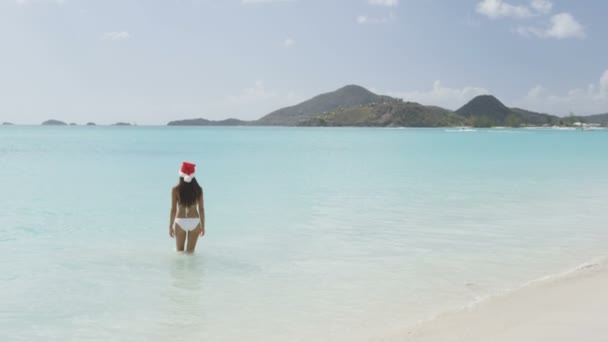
[455,95,511,127]
[582,113,608,125]
[256,85,396,126]
[299,101,463,127]
[260,88,558,128]
[510,108,557,126]
[165,85,604,128]
[456,95,558,127]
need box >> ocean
[1,126,608,341]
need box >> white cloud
[515,69,608,115]
[476,0,533,19]
[241,0,295,3]
[476,0,584,40]
[476,0,555,18]
[513,26,541,37]
[545,12,585,39]
[228,81,304,105]
[228,81,279,103]
[388,81,489,110]
[100,31,130,41]
[16,0,66,5]
[525,85,550,100]
[601,70,608,95]
[530,0,552,14]
[368,0,399,7]
[356,13,394,25]
[283,38,295,47]
[217,82,302,120]
[516,12,585,39]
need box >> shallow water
[1,126,608,341]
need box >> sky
[1,0,607,125]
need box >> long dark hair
[177,177,202,206]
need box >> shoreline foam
[380,257,608,342]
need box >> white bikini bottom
[174,218,201,231]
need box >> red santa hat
[179,161,196,183]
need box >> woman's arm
[169,188,177,237]
[198,190,205,237]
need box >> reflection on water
[170,254,206,292]
[166,254,207,321]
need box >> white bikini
[174,205,202,231]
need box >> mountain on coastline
[166,84,603,128]
[456,95,557,127]
[256,85,396,126]
[42,119,67,125]
[583,113,608,125]
[168,118,250,126]
[299,101,462,127]
[510,108,556,125]
[86,122,96,126]
[112,122,132,126]
[456,95,509,119]
[263,87,562,127]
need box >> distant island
[2,122,14,125]
[167,85,607,128]
[42,119,67,126]
[167,118,250,126]
[36,121,134,126]
[36,121,130,126]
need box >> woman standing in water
[169,162,205,252]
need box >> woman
[169,161,205,253]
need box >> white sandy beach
[383,259,608,342]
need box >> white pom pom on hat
[179,161,196,183]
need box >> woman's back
[174,187,200,218]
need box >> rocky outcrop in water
[42,119,67,126]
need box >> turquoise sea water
[1,126,608,341]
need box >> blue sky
[1,0,607,124]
